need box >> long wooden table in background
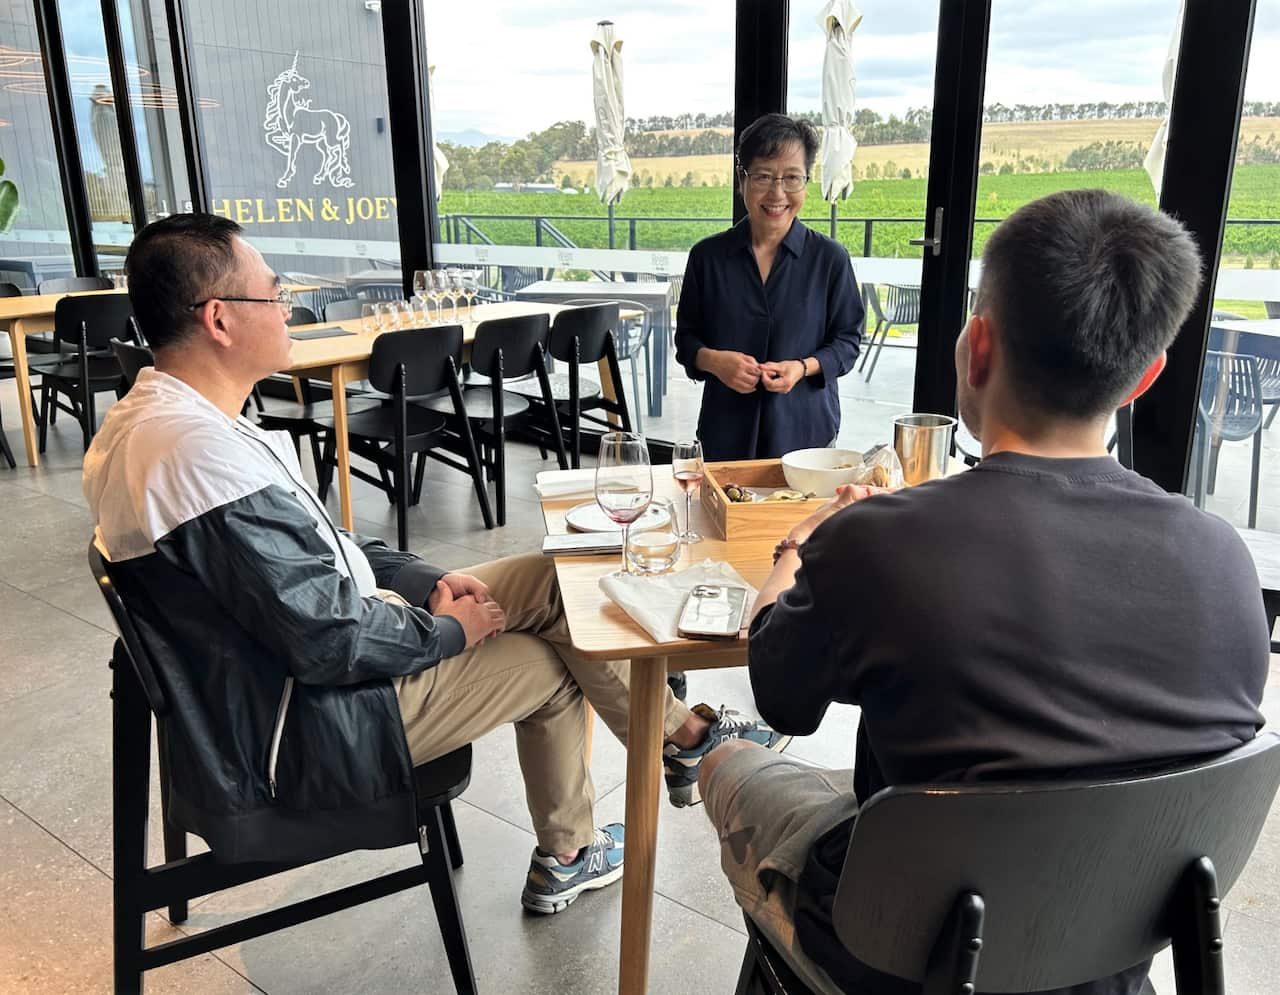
[537,468,773,995]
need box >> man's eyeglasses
[187,288,294,311]
[741,170,809,193]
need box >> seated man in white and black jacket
[84,214,788,916]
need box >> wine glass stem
[620,523,630,574]
[685,492,693,541]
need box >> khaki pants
[394,553,693,855]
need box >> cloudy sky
[422,0,1280,138]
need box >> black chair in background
[507,303,633,468]
[859,284,921,383]
[0,395,14,467]
[89,542,479,995]
[287,305,318,326]
[1193,350,1264,527]
[565,297,652,434]
[34,295,136,452]
[355,282,404,302]
[324,298,366,322]
[109,338,154,393]
[736,734,1280,995]
[0,281,37,454]
[422,314,567,526]
[319,326,493,549]
[38,275,114,295]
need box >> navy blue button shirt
[675,219,864,461]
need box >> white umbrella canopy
[1145,0,1185,197]
[591,20,632,206]
[429,64,449,201]
[818,0,863,202]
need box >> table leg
[9,319,39,466]
[618,657,667,995]
[330,365,353,530]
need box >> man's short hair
[737,114,820,175]
[125,213,244,351]
[977,189,1202,418]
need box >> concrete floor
[1,345,1278,994]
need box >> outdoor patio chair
[38,275,113,294]
[90,541,479,995]
[506,303,634,468]
[324,298,366,322]
[1193,350,1264,527]
[736,733,1280,995]
[858,284,921,383]
[421,313,567,526]
[355,282,404,301]
[317,325,494,548]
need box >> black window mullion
[732,0,789,227]
[100,0,150,233]
[163,0,208,213]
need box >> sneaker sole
[666,733,794,809]
[520,862,625,915]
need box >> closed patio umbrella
[1145,1,1185,196]
[428,64,448,200]
[819,0,862,234]
[591,20,631,215]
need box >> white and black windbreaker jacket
[84,369,466,863]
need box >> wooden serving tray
[700,459,826,541]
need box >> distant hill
[437,128,517,148]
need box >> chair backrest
[499,265,540,294]
[883,284,921,323]
[287,305,318,327]
[354,282,403,301]
[563,298,650,359]
[54,293,135,350]
[1200,350,1263,434]
[548,304,620,364]
[110,337,154,391]
[471,313,550,379]
[40,275,114,294]
[324,298,366,322]
[834,733,1280,991]
[0,281,23,298]
[88,540,170,717]
[367,325,464,397]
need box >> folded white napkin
[598,559,758,644]
[533,468,599,499]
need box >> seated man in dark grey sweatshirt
[697,189,1269,995]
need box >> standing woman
[675,114,864,460]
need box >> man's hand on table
[431,578,505,649]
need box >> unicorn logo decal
[263,53,354,189]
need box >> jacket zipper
[267,676,294,799]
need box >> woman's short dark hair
[737,114,820,175]
[977,189,1202,419]
[125,213,243,351]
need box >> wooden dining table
[536,467,776,995]
[289,300,640,530]
[0,284,322,468]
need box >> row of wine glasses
[594,433,704,576]
[360,299,432,333]
[412,269,481,325]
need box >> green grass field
[440,165,1280,264]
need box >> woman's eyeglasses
[742,170,809,193]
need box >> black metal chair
[38,275,114,294]
[287,305,318,326]
[355,282,405,302]
[859,284,921,383]
[89,541,479,995]
[737,734,1280,995]
[33,295,136,452]
[422,314,567,526]
[318,325,493,549]
[506,304,634,468]
[0,281,38,448]
[1193,350,1264,527]
[109,338,154,393]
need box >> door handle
[909,207,944,257]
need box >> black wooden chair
[287,304,319,326]
[318,325,493,548]
[422,314,567,526]
[736,733,1280,995]
[89,541,479,995]
[109,338,154,393]
[506,303,634,468]
[33,295,136,452]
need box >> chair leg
[865,323,891,383]
[858,319,882,372]
[1207,440,1222,496]
[461,429,494,530]
[440,801,464,870]
[630,356,644,435]
[734,943,762,995]
[0,418,13,469]
[112,647,154,995]
[317,432,336,502]
[412,451,428,505]
[37,384,50,454]
[82,382,95,452]
[395,445,410,552]
[421,806,477,995]
[1266,402,1280,429]
[1249,430,1262,529]
[495,424,507,527]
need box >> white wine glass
[461,270,479,321]
[412,269,429,311]
[595,432,652,576]
[427,271,448,325]
[672,440,704,544]
[444,270,462,323]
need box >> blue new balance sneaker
[663,703,791,808]
[521,823,625,914]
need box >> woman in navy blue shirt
[675,114,864,460]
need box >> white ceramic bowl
[781,448,865,498]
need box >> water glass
[360,302,379,335]
[390,300,412,329]
[372,302,394,331]
[111,273,128,290]
[625,498,681,574]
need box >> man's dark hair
[737,113,820,175]
[125,213,243,351]
[977,189,1202,418]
